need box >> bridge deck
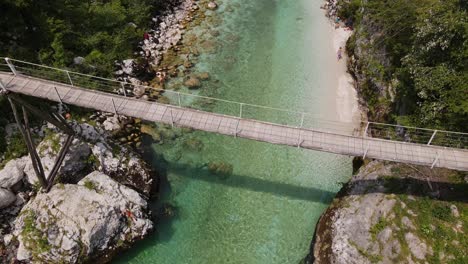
[1,72,467,171]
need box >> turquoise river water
[117,0,354,263]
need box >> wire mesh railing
[1,57,467,150]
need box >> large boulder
[102,115,122,132]
[0,188,16,209]
[0,157,28,189]
[91,142,153,196]
[13,171,152,263]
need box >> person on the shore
[337,47,343,60]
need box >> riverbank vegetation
[340,0,467,131]
[0,0,161,77]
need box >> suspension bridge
[1,58,467,172]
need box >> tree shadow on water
[338,177,468,202]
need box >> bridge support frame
[5,93,75,192]
[54,86,63,104]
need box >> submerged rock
[197,72,210,80]
[207,2,218,10]
[184,76,201,89]
[13,171,152,263]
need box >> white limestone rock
[121,59,135,75]
[91,142,153,195]
[0,188,16,209]
[73,56,85,65]
[207,1,218,10]
[102,115,122,132]
[0,157,28,189]
[405,232,433,260]
[13,171,152,263]
[23,133,91,185]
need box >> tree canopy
[0,0,160,76]
[341,0,468,131]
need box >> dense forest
[340,0,467,132]
[0,0,163,76]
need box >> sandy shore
[331,27,361,126]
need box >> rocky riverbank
[306,160,467,263]
[304,2,468,263]
[0,113,158,263]
[114,0,218,101]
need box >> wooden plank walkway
[1,72,467,171]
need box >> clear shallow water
[117,0,353,263]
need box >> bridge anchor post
[120,82,127,97]
[4,58,18,76]
[427,130,437,145]
[65,71,74,86]
[239,103,244,118]
[364,122,370,137]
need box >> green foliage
[87,154,100,168]
[431,204,453,221]
[348,239,383,263]
[83,179,97,191]
[21,210,52,261]
[2,132,28,165]
[40,128,61,155]
[337,0,362,24]
[370,217,388,241]
[401,197,467,263]
[341,0,468,131]
[0,0,158,77]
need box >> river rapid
[117,0,356,263]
